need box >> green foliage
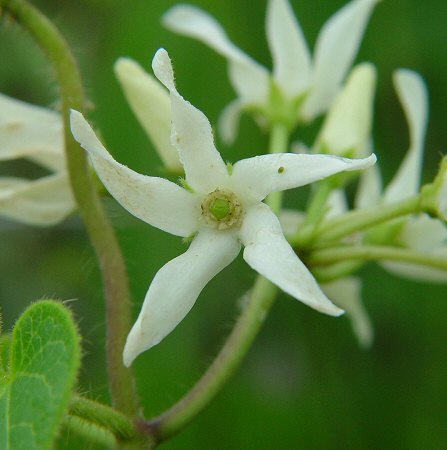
[0,300,81,450]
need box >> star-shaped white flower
[357,69,447,282]
[163,0,378,143]
[70,49,376,366]
[0,94,75,226]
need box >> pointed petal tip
[152,48,175,91]
[122,323,159,367]
[69,109,84,135]
[314,297,345,317]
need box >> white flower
[70,49,376,366]
[0,94,75,226]
[357,69,447,282]
[163,0,379,143]
[114,58,182,172]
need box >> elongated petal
[0,94,65,171]
[70,110,199,237]
[303,0,378,119]
[266,0,312,97]
[384,70,428,203]
[239,203,343,316]
[218,99,243,145]
[326,189,348,218]
[315,63,376,157]
[322,277,373,349]
[163,5,269,105]
[152,49,229,193]
[381,250,447,283]
[382,214,447,282]
[0,172,75,226]
[114,58,182,172]
[123,229,241,365]
[398,215,447,253]
[355,159,382,209]
[231,152,376,204]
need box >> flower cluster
[0,94,75,226]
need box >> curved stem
[0,0,138,415]
[309,195,421,246]
[146,279,277,442]
[143,123,289,442]
[69,395,140,442]
[309,244,447,272]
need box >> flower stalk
[0,0,138,415]
[309,244,447,272]
[143,122,289,442]
[298,194,422,247]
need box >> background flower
[0,94,75,226]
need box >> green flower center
[210,198,231,220]
[201,189,243,230]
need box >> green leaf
[0,334,10,379]
[0,300,81,450]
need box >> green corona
[201,189,243,230]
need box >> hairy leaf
[0,300,81,450]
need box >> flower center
[201,189,243,230]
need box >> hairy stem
[146,279,277,442]
[0,0,138,415]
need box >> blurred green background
[1,0,446,448]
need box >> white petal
[384,70,428,203]
[162,5,269,105]
[355,162,382,209]
[0,172,75,226]
[0,94,65,172]
[326,189,348,218]
[152,49,229,193]
[302,0,378,119]
[218,99,243,145]
[239,203,343,316]
[382,214,447,283]
[322,277,373,349]
[266,0,312,97]
[114,58,182,172]
[398,214,447,253]
[315,63,376,157]
[231,152,376,204]
[381,251,447,283]
[70,110,199,237]
[123,229,241,366]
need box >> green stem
[69,395,140,442]
[294,181,334,245]
[143,123,289,442]
[311,260,365,283]
[266,122,289,213]
[0,0,138,415]
[310,195,422,246]
[304,181,333,225]
[63,416,119,449]
[145,278,277,442]
[309,244,447,272]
